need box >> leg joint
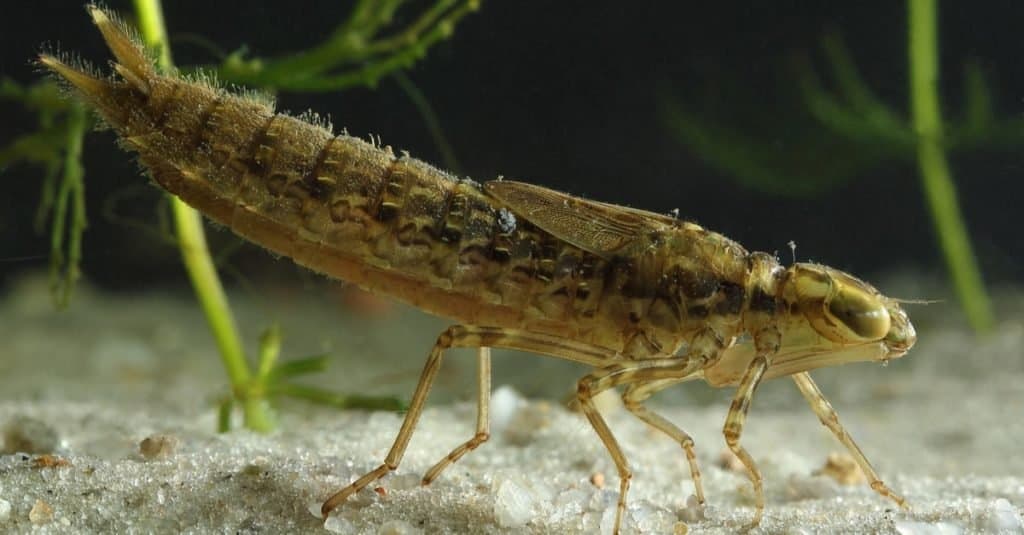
[576,377,594,398]
[437,325,463,348]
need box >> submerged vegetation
[2,0,480,432]
[0,80,87,308]
[663,0,1006,334]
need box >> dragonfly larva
[41,6,917,533]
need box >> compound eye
[827,286,890,340]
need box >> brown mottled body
[46,23,756,360]
[42,7,918,534]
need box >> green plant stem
[908,0,993,333]
[218,0,478,91]
[253,0,406,79]
[133,0,274,430]
[132,0,173,67]
[168,200,271,428]
[49,104,87,308]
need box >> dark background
[2,1,1021,293]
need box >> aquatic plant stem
[49,104,87,308]
[217,0,480,92]
[132,0,274,431]
[131,0,172,67]
[908,0,994,333]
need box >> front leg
[791,371,907,509]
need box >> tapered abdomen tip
[38,54,109,98]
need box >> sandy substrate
[1,273,1022,534]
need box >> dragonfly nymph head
[781,263,916,357]
[742,263,919,380]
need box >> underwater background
[2,1,1021,297]
[1,3,1023,533]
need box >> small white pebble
[980,498,1023,533]
[588,489,618,513]
[0,498,12,522]
[629,503,676,533]
[551,488,587,521]
[678,494,705,523]
[598,505,618,535]
[489,385,524,437]
[494,478,535,528]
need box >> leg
[421,346,491,484]
[576,359,706,534]
[321,325,456,516]
[791,371,907,509]
[722,355,769,530]
[615,327,728,507]
[322,325,620,518]
[622,375,706,506]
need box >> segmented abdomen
[125,74,613,336]
[44,7,755,358]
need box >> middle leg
[576,359,710,534]
[722,355,770,530]
[617,326,729,507]
[622,376,706,506]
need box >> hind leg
[421,347,491,484]
[321,325,618,517]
